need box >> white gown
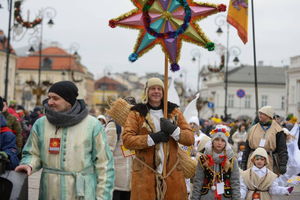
[277,123,300,186]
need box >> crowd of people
[0,78,300,200]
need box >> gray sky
[1,0,300,90]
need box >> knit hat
[250,147,269,165]
[188,116,200,126]
[286,114,298,124]
[48,81,78,106]
[209,124,230,144]
[142,77,164,103]
[259,105,274,119]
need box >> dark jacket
[0,114,19,169]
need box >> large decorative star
[109,0,226,71]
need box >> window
[281,96,285,110]
[261,95,268,107]
[245,95,251,108]
[42,57,52,70]
[228,94,234,108]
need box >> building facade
[93,76,128,114]
[199,65,286,119]
[0,30,16,101]
[15,46,94,110]
[287,55,300,119]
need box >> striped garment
[21,115,114,200]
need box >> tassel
[170,63,180,72]
[128,53,138,62]
[206,154,215,166]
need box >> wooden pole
[163,55,168,177]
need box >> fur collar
[131,101,178,117]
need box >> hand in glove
[149,131,169,144]
[160,118,177,135]
[279,166,287,175]
[287,186,294,194]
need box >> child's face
[212,138,226,153]
[253,156,266,168]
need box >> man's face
[253,156,266,169]
[148,85,163,106]
[212,137,226,153]
[259,112,270,123]
[48,92,72,112]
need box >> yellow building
[94,76,127,114]
[16,46,94,110]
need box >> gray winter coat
[191,142,241,200]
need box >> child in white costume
[277,122,300,186]
[240,147,293,200]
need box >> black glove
[160,118,177,135]
[149,131,169,144]
[279,166,287,175]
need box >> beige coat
[247,121,282,171]
[242,168,277,200]
[106,121,132,191]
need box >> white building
[199,65,286,119]
[0,30,16,100]
[287,55,300,119]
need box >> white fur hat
[259,105,274,119]
[188,116,199,126]
[197,134,211,152]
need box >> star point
[109,0,226,71]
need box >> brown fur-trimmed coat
[123,102,194,200]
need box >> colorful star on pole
[109,0,226,71]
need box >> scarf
[44,99,89,127]
[259,121,272,127]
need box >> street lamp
[100,68,111,114]
[191,49,201,92]
[67,43,83,83]
[215,15,241,121]
[21,7,57,105]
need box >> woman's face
[212,138,226,153]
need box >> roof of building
[228,65,285,85]
[16,46,84,73]
[95,76,127,90]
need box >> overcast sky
[1,0,300,90]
